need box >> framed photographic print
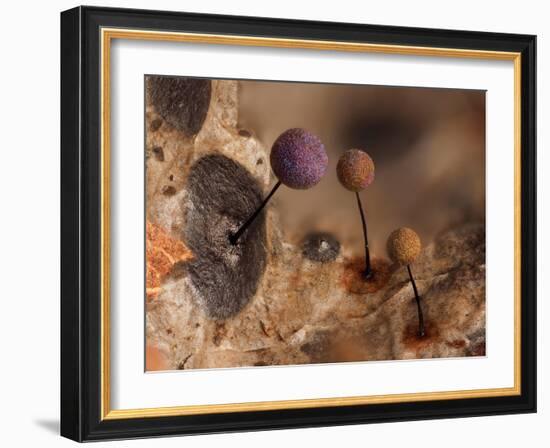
[60,6,536,442]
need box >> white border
[110,38,515,410]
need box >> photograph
[57,5,537,441]
[0,0,544,444]
[144,76,487,371]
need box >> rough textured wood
[145,79,485,370]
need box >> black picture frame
[61,5,536,442]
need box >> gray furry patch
[184,154,267,319]
[147,76,211,137]
[301,232,340,263]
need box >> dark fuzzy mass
[301,232,340,263]
[147,76,212,137]
[184,155,267,319]
[152,146,164,161]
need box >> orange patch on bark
[146,221,193,299]
[446,339,467,349]
[145,345,169,371]
[402,322,439,352]
[341,257,392,294]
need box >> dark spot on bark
[467,341,486,356]
[169,174,174,181]
[213,322,227,346]
[259,320,270,337]
[184,154,267,319]
[341,257,393,294]
[256,158,263,165]
[162,185,176,196]
[300,330,332,363]
[402,322,439,352]
[149,118,163,132]
[177,354,193,370]
[152,146,164,161]
[301,232,340,262]
[446,339,466,349]
[238,129,251,138]
[167,260,187,280]
[466,328,486,356]
[147,76,211,137]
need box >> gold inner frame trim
[100,27,522,421]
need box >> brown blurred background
[238,80,485,257]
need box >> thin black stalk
[407,264,425,338]
[355,192,372,279]
[229,181,281,245]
